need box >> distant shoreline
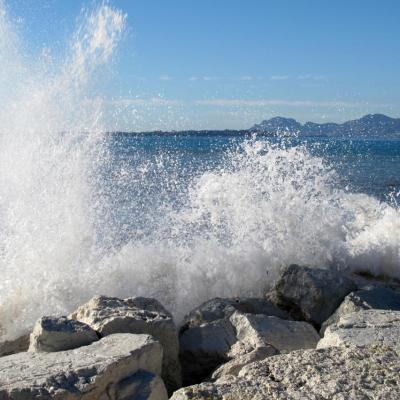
[108,113,400,138]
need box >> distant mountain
[251,114,400,137]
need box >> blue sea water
[106,134,400,241]
[110,134,400,199]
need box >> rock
[318,309,400,349]
[321,287,400,334]
[180,316,236,384]
[267,264,357,326]
[211,346,278,380]
[0,333,168,399]
[179,310,319,385]
[110,370,168,400]
[350,270,400,291]
[28,316,99,352]
[70,295,181,392]
[181,297,290,329]
[230,311,320,353]
[171,345,400,399]
[0,333,29,357]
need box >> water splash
[0,1,126,339]
[97,139,400,321]
[0,1,399,341]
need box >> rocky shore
[1,264,400,399]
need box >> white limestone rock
[180,316,237,384]
[0,333,168,400]
[0,332,29,357]
[179,310,319,385]
[181,297,290,329]
[70,295,181,392]
[211,345,278,380]
[171,345,400,400]
[318,309,400,349]
[28,316,99,352]
[320,287,400,334]
[268,264,357,326]
[230,311,320,354]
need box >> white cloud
[112,97,181,107]
[270,75,290,81]
[188,76,219,81]
[195,99,359,107]
[297,74,326,80]
[111,97,362,109]
[159,75,173,81]
[240,76,254,80]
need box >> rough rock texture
[350,270,400,291]
[321,287,400,334]
[171,345,400,400]
[29,316,99,352]
[181,297,290,329]
[318,309,400,349]
[180,310,319,385]
[110,370,168,400]
[70,295,181,392]
[211,346,278,380]
[230,312,319,353]
[0,333,168,399]
[268,264,357,327]
[0,333,29,357]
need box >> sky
[4,0,400,131]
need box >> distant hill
[251,114,400,137]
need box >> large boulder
[70,295,181,392]
[171,345,400,399]
[181,297,290,329]
[318,309,400,348]
[267,264,357,327]
[0,333,168,399]
[0,333,29,357]
[180,309,319,385]
[230,311,319,353]
[320,287,400,334]
[28,316,99,352]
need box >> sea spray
[0,2,399,341]
[97,138,400,322]
[0,1,126,339]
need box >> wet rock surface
[267,264,357,327]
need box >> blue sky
[5,0,400,130]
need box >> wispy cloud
[159,75,173,81]
[297,74,326,80]
[195,99,360,107]
[111,97,362,109]
[240,76,254,80]
[112,97,181,107]
[270,75,290,81]
[188,76,219,81]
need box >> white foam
[0,2,398,340]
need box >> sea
[0,2,399,340]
